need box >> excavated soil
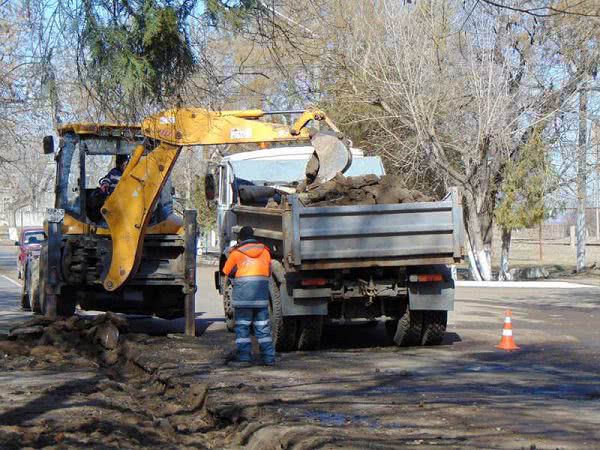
[0,314,237,449]
[297,173,432,207]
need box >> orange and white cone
[496,310,520,351]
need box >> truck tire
[223,279,235,332]
[421,311,447,346]
[296,316,323,350]
[385,319,399,342]
[269,277,297,352]
[393,309,423,347]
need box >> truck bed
[232,187,464,270]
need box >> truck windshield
[230,156,385,184]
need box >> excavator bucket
[305,131,353,188]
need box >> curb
[456,280,597,289]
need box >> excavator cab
[54,125,173,227]
[23,124,197,334]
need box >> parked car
[16,227,45,279]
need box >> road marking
[456,280,597,289]
[0,274,21,288]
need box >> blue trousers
[234,307,275,363]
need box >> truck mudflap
[407,265,455,311]
[271,261,328,316]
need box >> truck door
[216,164,234,252]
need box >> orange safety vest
[223,241,271,278]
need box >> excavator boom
[101,107,350,291]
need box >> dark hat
[239,226,254,241]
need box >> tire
[385,319,399,342]
[421,311,447,346]
[20,260,30,311]
[269,277,297,352]
[296,316,323,351]
[38,245,76,318]
[29,258,41,313]
[393,308,423,347]
[223,279,235,332]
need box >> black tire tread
[384,319,399,342]
[421,311,447,346]
[393,309,423,347]
[296,316,323,351]
[269,277,297,352]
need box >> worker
[99,154,129,195]
[222,226,275,367]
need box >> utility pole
[576,85,588,272]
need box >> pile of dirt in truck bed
[297,173,432,207]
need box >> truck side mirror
[43,136,54,154]
[204,173,216,202]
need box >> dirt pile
[4,312,129,369]
[0,314,233,449]
[297,173,432,207]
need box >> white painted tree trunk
[464,195,493,281]
[498,228,512,281]
[576,86,588,272]
[465,231,492,281]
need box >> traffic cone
[496,310,520,351]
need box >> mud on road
[2,292,600,450]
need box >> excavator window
[57,134,82,217]
[57,132,174,225]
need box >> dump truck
[209,145,464,350]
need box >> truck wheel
[297,316,323,351]
[384,319,399,342]
[269,277,297,352]
[393,309,423,347]
[421,311,447,346]
[223,279,235,332]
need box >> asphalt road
[1,243,600,447]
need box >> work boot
[228,360,252,368]
[261,359,276,367]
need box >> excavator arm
[101,107,349,291]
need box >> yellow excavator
[24,108,350,335]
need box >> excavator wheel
[38,245,76,318]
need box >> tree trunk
[499,228,512,281]
[463,191,493,281]
[577,86,588,272]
